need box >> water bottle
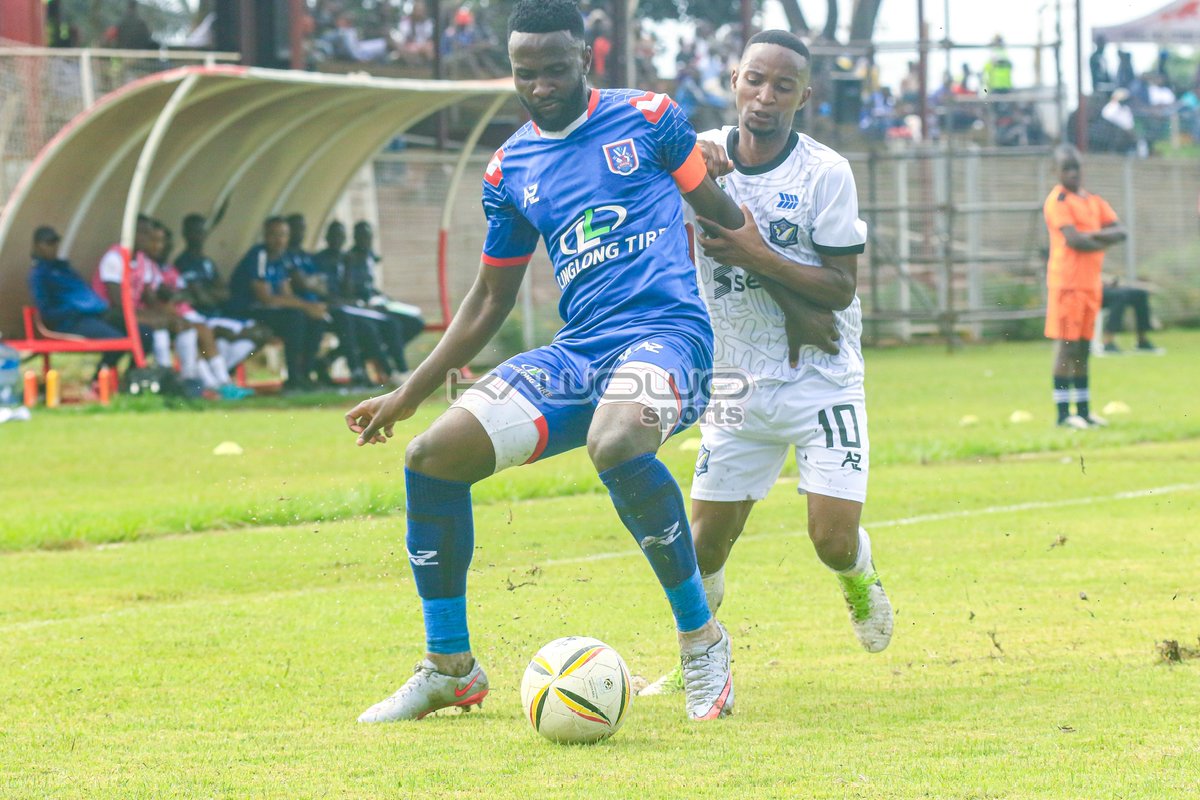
[0,343,19,406]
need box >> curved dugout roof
[0,65,513,337]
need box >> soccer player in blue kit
[346,0,833,723]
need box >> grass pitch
[1,332,1199,798]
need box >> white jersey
[691,127,867,386]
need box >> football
[520,636,632,744]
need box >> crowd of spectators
[1085,37,1200,155]
[27,213,424,398]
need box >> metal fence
[0,44,239,198]
[4,47,1196,356]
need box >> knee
[587,427,649,473]
[808,520,856,561]
[405,433,436,474]
[405,423,494,483]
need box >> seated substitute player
[1043,145,1126,429]
[640,31,894,697]
[346,0,834,724]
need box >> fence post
[80,50,95,108]
[1123,153,1137,281]
[896,156,912,342]
[965,145,982,340]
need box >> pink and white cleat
[358,659,489,722]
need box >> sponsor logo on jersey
[712,264,761,298]
[628,91,674,125]
[511,363,553,397]
[776,192,799,210]
[841,451,863,471]
[640,521,683,549]
[769,218,800,247]
[559,205,628,255]
[484,148,504,187]
[602,138,640,176]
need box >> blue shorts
[453,329,712,471]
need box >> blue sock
[405,468,474,654]
[599,453,711,632]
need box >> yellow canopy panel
[0,64,513,338]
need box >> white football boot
[838,564,894,653]
[358,659,489,722]
[681,621,733,720]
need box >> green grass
[2,444,1198,797]
[4,330,1199,551]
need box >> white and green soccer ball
[520,636,632,744]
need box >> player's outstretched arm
[345,261,526,445]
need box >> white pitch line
[540,481,1200,567]
[3,482,1197,634]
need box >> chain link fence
[4,47,1196,357]
[0,43,238,198]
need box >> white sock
[836,527,874,577]
[701,568,725,614]
[222,338,256,368]
[195,359,220,390]
[208,354,231,385]
[152,329,172,366]
[175,328,199,379]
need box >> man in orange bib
[1042,145,1126,428]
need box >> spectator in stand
[440,7,492,77]
[28,225,126,379]
[899,61,921,104]
[342,221,425,382]
[287,212,372,386]
[156,223,254,399]
[1116,50,1136,91]
[587,12,612,87]
[111,0,156,49]
[1101,278,1162,355]
[92,216,197,377]
[46,0,81,48]
[1099,88,1142,154]
[330,14,393,62]
[228,217,328,393]
[395,2,435,64]
[983,35,1013,94]
[175,213,272,371]
[1090,36,1114,96]
[634,22,660,85]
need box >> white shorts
[180,310,251,335]
[690,376,869,504]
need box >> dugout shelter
[0,64,515,343]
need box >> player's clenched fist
[345,390,414,446]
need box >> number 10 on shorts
[818,404,861,449]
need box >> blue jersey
[481,88,711,357]
[228,245,293,314]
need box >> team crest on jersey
[602,139,640,176]
[769,218,800,247]
[694,444,710,476]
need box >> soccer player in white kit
[642,29,893,697]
